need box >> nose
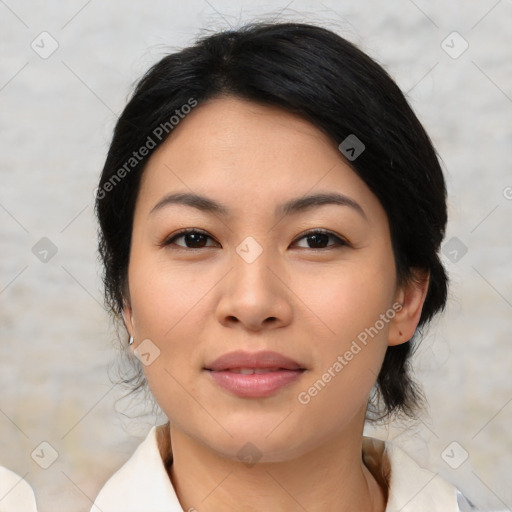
[215,245,293,332]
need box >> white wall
[0,1,511,511]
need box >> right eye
[162,229,219,249]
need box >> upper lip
[205,350,304,371]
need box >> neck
[163,419,387,512]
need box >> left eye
[294,230,347,249]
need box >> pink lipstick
[204,350,305,398]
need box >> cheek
[128,254,216,340]
[292,289,392,442]
[294,255,396,345]
[291,252,396,400]
[128,259,214,417]
[127,252,227,395]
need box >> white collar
[0,467,38,512]
[361,437,462,511]
[91,425,465,512]
[91,425,180,512]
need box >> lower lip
[206,369,304,398]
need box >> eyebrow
[149,191,367,220]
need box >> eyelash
[161,228,349,251]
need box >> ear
[388,269,430,347]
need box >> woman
[0,466,37,511]
[91,22,477,511]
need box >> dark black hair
[95,21,448,421]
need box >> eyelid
[292,228,349,248]
[161,228,220,248]
[162,228,349,250]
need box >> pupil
[186,233,206,248]
[308,233,328,248]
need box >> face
[124,96,422,462]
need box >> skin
[123,96,429,512]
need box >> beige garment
[91,424,476,512]
[0,467,37,512]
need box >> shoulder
[362,437,480,512]
[90,425,182,512]
[0,466,37,512]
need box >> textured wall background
[1,1,511,511]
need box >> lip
[205,350,303,371]
[204,350,306,398]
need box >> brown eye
[164,229,218,249]
[294,230,348,249]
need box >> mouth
[205,350,305,372]
[204,350,306,398]
[220,368,296,374]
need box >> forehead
[136,96,382,221]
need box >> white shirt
[90,425,477,512]
[0,467,37,512]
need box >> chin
[194,413,321,464]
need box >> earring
[129,336,134,345]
